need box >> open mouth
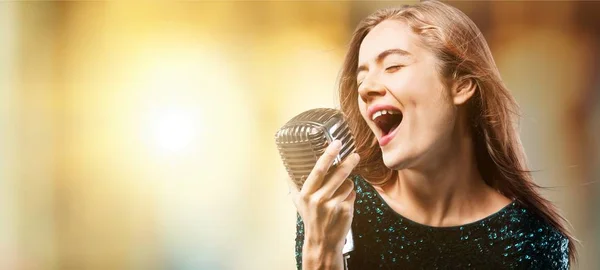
[373,110,403,137]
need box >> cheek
[357,97,368,119]
[413,95,456,139]
[405,82,455,132]
[386,67,435,102]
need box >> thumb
[286,175,302,205]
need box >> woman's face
[356,20,458,170]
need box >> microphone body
[275,108,357,261]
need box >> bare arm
[302,242,344,270]
[291,140,358,270]
[295,213,344,270]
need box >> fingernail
[331,140,342,149]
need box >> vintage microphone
[275,108,357,269]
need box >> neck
[381,122,495,227]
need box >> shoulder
[349,175,382,205]
[350,174,375,194]
[502,201,570,269]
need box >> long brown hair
[338,0,577,263]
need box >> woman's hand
[288,140,360,269]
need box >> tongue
[387,122,400,136]
[375,114,402,135]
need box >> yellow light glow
[135,46,213,156]
[149,108,198,153]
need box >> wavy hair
[338,0,576,263]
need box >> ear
[451,78,477,105]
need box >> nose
[358,75,386,103]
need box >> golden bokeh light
[1,1,599,269]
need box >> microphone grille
[275,108,356,189]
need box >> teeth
[371,109,400,121]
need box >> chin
[381,150,411,170]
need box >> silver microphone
[275,108,356,264]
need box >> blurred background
[0,1,598,269]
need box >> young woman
[287,1,576,269]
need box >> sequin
[295,175,570,269]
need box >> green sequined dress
[295,175,569,269]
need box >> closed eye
[385,65,403,72]
[357,65,403,86]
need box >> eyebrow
[357,48,412,74]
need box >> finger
[286,175,301,194]
[339,190,356,216]
[332,190,356,226]
[302,140,342,194]
[319,153,360,199]
[342,186,357,207]
[286,175,302,206]
[328,178,355,205]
